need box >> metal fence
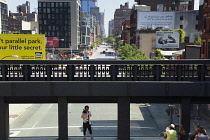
[0,60,210,81]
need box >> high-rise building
[17,1,30,13]
[0,0,8,34]
[135,0,195,11]
[80,0,97,15]
[113,2,131,35]
[38,0,81,50]
[108,19,114,36]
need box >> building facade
[201,0,210,59]
[38,0,81,50]
[0,0,8,34]
[80,0,96,15]
[135,0,195,11]
[108,19,114,36]
[113,2,131,35]
[121,20,130,44]
[17,1,30,13]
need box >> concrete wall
[175,10,199,43]
[139,33,156,57]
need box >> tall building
[135,0,195,11]
[38,0,81,50]
[113,2,131,35]
[80,0,97,15]
[201,0,210,59]
[0,0,8,34]
[108,19,114,36]
[17,1,30,13]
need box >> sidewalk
[9,104,32,125]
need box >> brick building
[201,0,210,59]
[113,2,131,35]
[121,20,130,44]
[134,0,195,11]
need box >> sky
[7,0,136,36]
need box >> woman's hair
[197,126,205,134]
[178,125,185,136]
[83,110,87,113]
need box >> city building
[80,0,97,15]
[0,0,8,34]
[175,10,200,43]
[135,0,196,11]
[108,19,114,36]
[201,0,210,59]
[38,0,81,50]
[121,20,130,44]
[81,21,91,48]
[17,1,30,13]
[113,2,131,35]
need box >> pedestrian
[81,105,92,138]
[190,125,207,140]
[164,124,177,140]
[194,126,209,140]
[178,125,188,140]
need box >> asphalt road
[9,45,161,139]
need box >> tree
[106,34,116,45]
[152,49,164,60]
[118,44,149,60]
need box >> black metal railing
[0,60,210,81]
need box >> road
[9,45,162,139]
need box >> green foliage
[90,42,97,48]
[106,34,116,45]
[118,44,149,60]
[171,29,186,43]
[152,49,164,60]
[194,34,202,45]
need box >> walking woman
[81,105,93,138]
[164,124,177,140]
[178,125,188,140]
[194,126,209,140]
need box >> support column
[0,97,9,140]
[118,97,130,140]
[58,97,68,140]
[181,97,191,136]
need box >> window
[180,25,183,29]
[195,24,198,30]
[196,15,199,20]
[180,16,183,20]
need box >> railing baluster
[133,65,138,81]
[90,65,95,81]
[46,65,52,81]
[1,65,7,81]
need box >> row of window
[38,2,70,8]
[39,14,70,20]
[180,15,199,20]
[179,24,198,30]
[40,31,71,37]
[39,20,71,26]
[39,26,71,31]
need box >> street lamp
[2,55,19,60]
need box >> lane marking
[10,126,155,131]
[32,121,38,128]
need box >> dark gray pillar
[181,97,191,136]
[118,97,130,140]
[0,97,9,140]
[58,97,68,140]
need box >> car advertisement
[156,31,180,48]
[137,12,175,30]
[0,34,46,60]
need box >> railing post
[132,65,138,81]
[46,65,52,81]
[1,65,7,81]
[153,65,161,81]
[110,65,117,81]
[118,97,130,140]
[66,65,74,81]
[0,97,9,140]
[198,65,206,81]
[58,97,68,140]
[176,65,182,81]
[90,65,95,81]
[180,97,191,138]
[23,65,31,81]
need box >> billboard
[46,37,59,47]
[137,12,175,30]
[0,34,46,60]
[156,31,180,48]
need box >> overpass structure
[1,60,210,140]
